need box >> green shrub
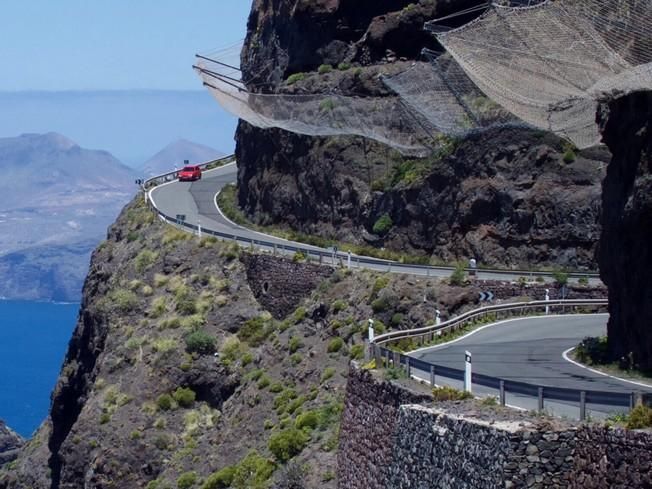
[563,148,577,163]
[578,276,589,286]
[99,412,111,424]
[626,405,652,429]
[371,276,390,299]
[185,330,216,355]
[109,289,139,313]
[327,337,344,353]
[288,336,303,353]
[318,64,333,74]
[332,299,347,313]
[156,393,173,411]
[575,336,609,365]
[295,411,319,431]
[432,385,473,401]
[257,376,271,389]
[273,388,298,415]
[286,72,305,85]
[552,269,569,286]
[269,382,284,393]
[292,306,307,324]
[337,62,351,71]
[292,250,307,262]
[449,262,466,286]
[239,315,274,346]
[349,344,364,360]
[371,297,390,313]
[321,367,336,383]
[135,250,158,273]
[391,313,404,327]
[150,296,167,318]
[177,471,198,489]
[202,466,236,489]
[268,428,310,462]
[220,336,248,366]
[173,387,196,408]
[231,451,275,489]
[176,297,197,316]
[372,213,393,235]
[319,98,335,111]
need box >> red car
[178,165,202,182]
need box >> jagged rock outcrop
[235,0,606,270]
[598,91,652,371]
[0,422,22,467]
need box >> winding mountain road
[408,314,652,416]
[149,163,601,283]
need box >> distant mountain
[0,133,137,300]
[141,139,224,176]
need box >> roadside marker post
[464,351,472,393]
[347,251,352,269]
[545,288,550,315]
[368,319,375,343]
[436,309,441,326]
[197,218,202,238]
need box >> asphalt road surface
[149,164,602,283]
[409,314,652,417]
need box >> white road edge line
[562,347,652,389]
[213,188,297,245]
[407,313,608,355]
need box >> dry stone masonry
[339,364,652,488]
[241,254,333,319]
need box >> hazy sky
[1,1,251,91]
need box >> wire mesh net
[194,46,435,156]
[430,0,652,148]
[194,0,652,153]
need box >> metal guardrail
[368,299,652,419]
[143,154,236,189]
[143,158,644,418]
[374,299,608,345]
[143,159,601,282]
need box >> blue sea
[0,300,79,437]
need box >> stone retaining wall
[338,365,652,489]
[241,254,333,319]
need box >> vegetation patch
[268,428,310,462]
[432,385,473,401]
[185,330,216,355]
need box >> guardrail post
[635,392,644,407]
[273,244,277,256]
[499,380,505,406]
[374,344,382,368]
[430,365,436,386]
[406,356,411,378]
[393,351,400,369]
[386,350,391,369]
[579,391,586,421]
[347,251,351,269]
[538,387,544,412]
[388,263,392,272]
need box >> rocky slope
[0,132,136,301]
[598,91,652,371]
[0,422,22,468]
[234,0,606,270]
[0,194,492,489]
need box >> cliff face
[235,0,606,270]
[0,422,22,468]
[1,194,485,489]
[598,91,652,371]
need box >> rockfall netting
[194,45,436,156]
[429,0,652,148]
[194,1,652,153]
